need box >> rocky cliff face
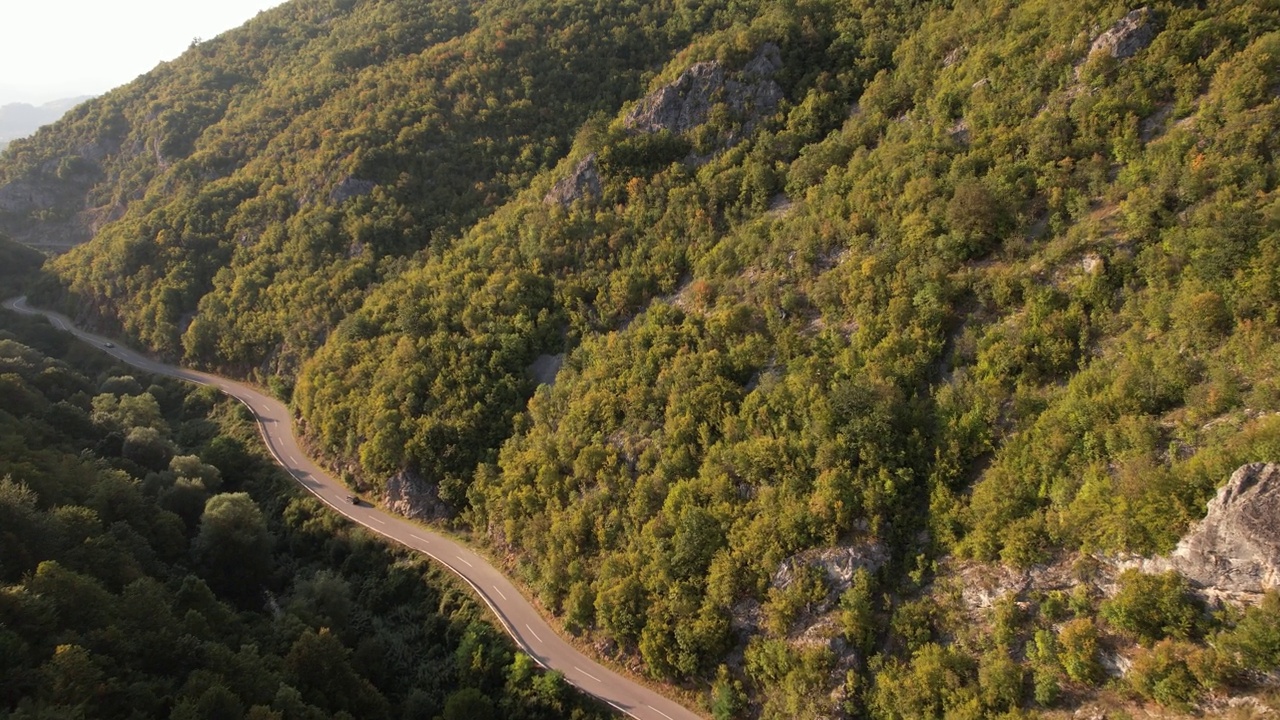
[384,468,452,521]
[328,176,376,205]
[0,179,96,251]
[544,154,601,207]
[772,540,888,597]
[1160,462,1280,594]
[1090,7,1156,60]
[0,139,120,251]
[623,42,783,145]
[936,465,1280,633]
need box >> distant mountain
[0,95,92,148]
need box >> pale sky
[0,0,288,106]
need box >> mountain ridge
[0,95,92,149]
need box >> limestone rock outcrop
[544,154,601,207]
[772,540,888,598]
[1161,462,1280,594]
[0,170,96,250]
[1090,7,1156,60]
[623,42,783,144]
[328,176,375,204]
[527,352,565,386]
[384,468,452,521]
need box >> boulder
[1162,462,1280,593]
[544,154,601,207]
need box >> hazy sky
[0,0,288,106]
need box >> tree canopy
[6,0,1280,715]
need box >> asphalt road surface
[3,295,702,720]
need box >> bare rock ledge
[1138,462,1280,596]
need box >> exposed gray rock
[731,597,763,636]
[527,352,565,386]
[623,42,783,144]
[544,154,600,207]
[1140,103,1174,141]
[625,61,724,135]
[0,136,126,250]
[384,468,451,521]
[1161,463,1280,593]
[0,177,60,213]
[0,176,95,250]
[945,555,1081,613]
[1090,8,1156,60]
[329,176,375,204]
[773,539,888,601]
[743,42,783,80]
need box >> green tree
[977,649,1023,714]
[1217,590,1280,671]
[1127,640,1202,711]
[40,644,103,710]
[442,688,496,720]
[839,568,877,654]
[710,664,746,720]
[193,492,272,602]
[870,643,979,720]
[1057,619,1101,685]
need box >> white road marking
[525,624,544,644]
[370,517,386,525]
[492,585,508,600]
[455,555,474,568]
[647,706,676,720]
[575,666,602,683]
[411,534,429,543]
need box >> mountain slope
[5,0,1280,717]
[4,0,733,362]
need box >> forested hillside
[0,307,609,719]
[5,0,1280,716]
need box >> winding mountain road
[3,296,701,720]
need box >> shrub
[1101,571,1203,646]
[1216,590,1280,672]
[1058,619,1102,685]
[1127,640,1201,711]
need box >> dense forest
[5,0,1280,716]
[0,298,610,719]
